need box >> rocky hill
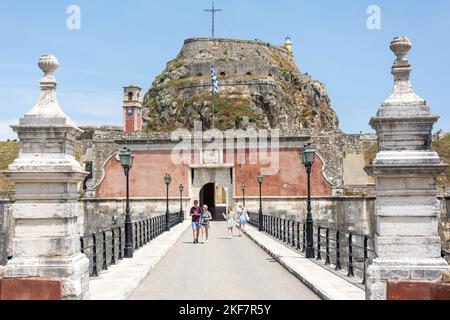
[143,38,339,131]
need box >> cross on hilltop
[204,1,222,38]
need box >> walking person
[190,200,201,244]
[236,204,249,235]
[200,204,212,244]
[222,207,235,239]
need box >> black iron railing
[80,213,182,277]
[258,214,377,285]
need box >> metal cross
[204,2,222,38]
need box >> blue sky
[0,0,449,139]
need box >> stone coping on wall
[89,128,364,143]
[81,196,377,202]
[183,37,291,55]
[81,197,192,202]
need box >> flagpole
[212,84,215,130]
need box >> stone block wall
[80,198,189,235]
[0,200,12,266]
[439,196,450,257]
[242,196,375,236]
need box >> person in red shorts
[190,200,201,244]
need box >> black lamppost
[301,143,316,259]
[118,147,134,258]
[164,173,172,231]
[257,173,264,231]
[179,184,184,222]
[241,182,246,207]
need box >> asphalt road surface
[129,221,320,300]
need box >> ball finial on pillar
[38,54,59,76]
[390,36,412,61]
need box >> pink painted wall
[96,148,331,198]
[96,151,189,198]
[234,148,332,197]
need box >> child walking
[222,207,235,239]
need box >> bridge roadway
[129,221,319,300]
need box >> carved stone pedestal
[365,37,449,300]
[4,54,89,300]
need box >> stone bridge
[0,37,449,300]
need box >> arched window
[246,72,252,76]
[128,92,133,101]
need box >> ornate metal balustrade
[80,212,183,277]
[250,213,377,285]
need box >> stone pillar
[365,37,449,299]
[3,54,89,299]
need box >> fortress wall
[80,198,187,236]
[95,150,190,198]
[243,196,375,236]
[235,148,332,197]
[0,200,13,266]
[439,196,450,255]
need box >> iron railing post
[325,228,330,265]
[316,226,322,260]
[111,229,116,265]
[302,223,306,253]
[348,233,354,277]
[80,237,84,254]
[118,227,123,260]
[92,233,98,277]
[363,236,369,285]
[335,230,341,271]
[102,231,108,271]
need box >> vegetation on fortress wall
[0,141,19,199]
[363,134,450,188]
[433,134,450,187]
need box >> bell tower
[123,85,143,132]
[284,36,293,54]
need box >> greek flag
[210,66,219,95]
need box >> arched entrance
[200,183,215,211]
[191,165,234,221]
[199,183,227,221]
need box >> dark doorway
[200,183,215,212]
[199,183,225,221]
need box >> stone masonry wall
[439,196,450,256]
[0,200,13,266]
[80,198,190,235]
[243,196,375,236]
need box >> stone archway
[200,183,215,210]
[190,165,234,221]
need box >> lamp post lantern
[301,143,316,258]
[257,173,264,231]
[164,174,172,231]
[118,147,134,258]
[179,184,184,222]
[241,182,246,207]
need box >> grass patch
[433,134,450,187]
[364,143,378,165]
[0,141,19,199]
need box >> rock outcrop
[143,38,339,131]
